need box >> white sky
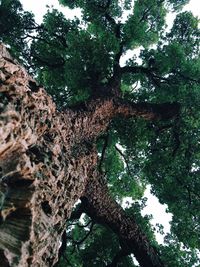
[122,185,172,244]
[142,186,172,243]
[21,0,82,23]
[20,0,200,24]
[19,0,198,245]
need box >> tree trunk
[0,44,99,266]
[0,45,178,266]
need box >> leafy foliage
[0,0,35,63]
[63,217,136,267]
[1,0,200,266]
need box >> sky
[19,0,199,245]
[20,0,200,24]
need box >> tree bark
[0,44,98,266]
[81,174,166,267]
[0,45,177,266]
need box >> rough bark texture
[0,45,98,266]
[0,45,178,266]
[81,175,166,267]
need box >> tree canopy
[0,0,200,266]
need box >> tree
[0,0,199,266]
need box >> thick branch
[81,175,166,267]
[113,98,180,121]
[0,44,178,267]
[71,97,180,143]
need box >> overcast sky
[19,0,199,245]
[20,0,200,24]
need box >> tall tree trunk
[0,45,99,266]
[0,45,178,266]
